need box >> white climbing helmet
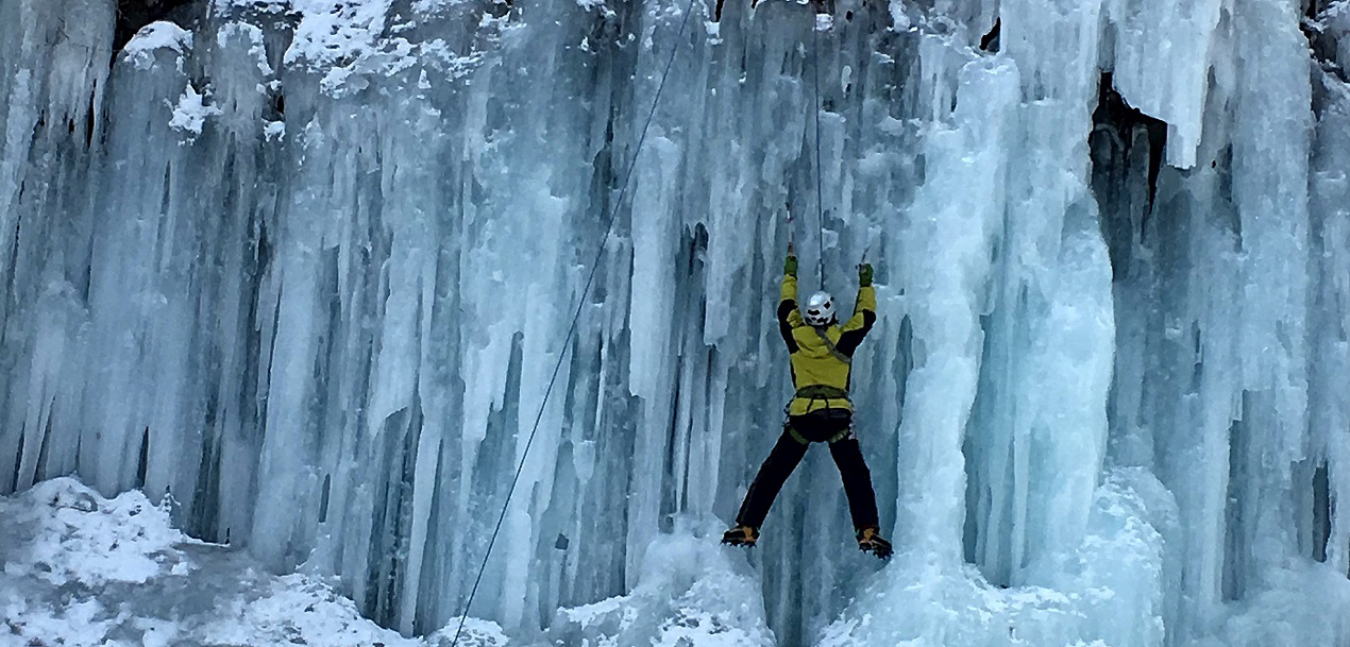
[804,291,836,326]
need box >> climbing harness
[447,0,697,645]
[783,390,854,445]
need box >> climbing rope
[810,13,827,286]
[447,1,696,645]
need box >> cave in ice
[2,0,1349,645]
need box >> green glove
[785,254,798,277]
[858,263,874,286]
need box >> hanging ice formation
[2,0,1349,644]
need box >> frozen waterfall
[1,0,1349,645]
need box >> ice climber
[722,245,893,559]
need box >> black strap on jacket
[812,326,852,364]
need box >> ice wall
[1,0,1348,645]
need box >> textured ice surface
[1,0,1348,645]
[819,469,1174,647]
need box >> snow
[193,574,427,647]
[264,119,286,140]
[121,21,194,71]
[427,619,513,647]
[817,470,1174,646]
[212,0,291,12]
[0,478,430,647]
[0,479,751,647]
[167,84,223,139]
[1,478,187,587]
[411,0,473,15]
[549,524,775,647]
[1,0,1349,646]
[284,0,391,67]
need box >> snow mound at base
[549,521,775,647]
[1181,564,1350,647]
[817,469,1174,647]
[425,618,514,647]
[817,468,1350,647]
[1,478,761,647]
[0,477,508,647]
[2,477,189,587]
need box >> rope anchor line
[447,0,697,645]
[811,13,827,287]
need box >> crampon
[856,527,892,559]
[721,525,760,547]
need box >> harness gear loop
[785,385,853,444]
[786,424,852,445]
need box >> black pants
[735,409,880,530]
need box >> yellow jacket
[778,273,876,416]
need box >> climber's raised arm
[835,263,876,356]
[778,247,805,348]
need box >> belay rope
[446,1,697,645]
[810,12,827,286]
[790,12,829,284]
[808,16,866,284]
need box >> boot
[721,524,760,547]
[856,527,892,559]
